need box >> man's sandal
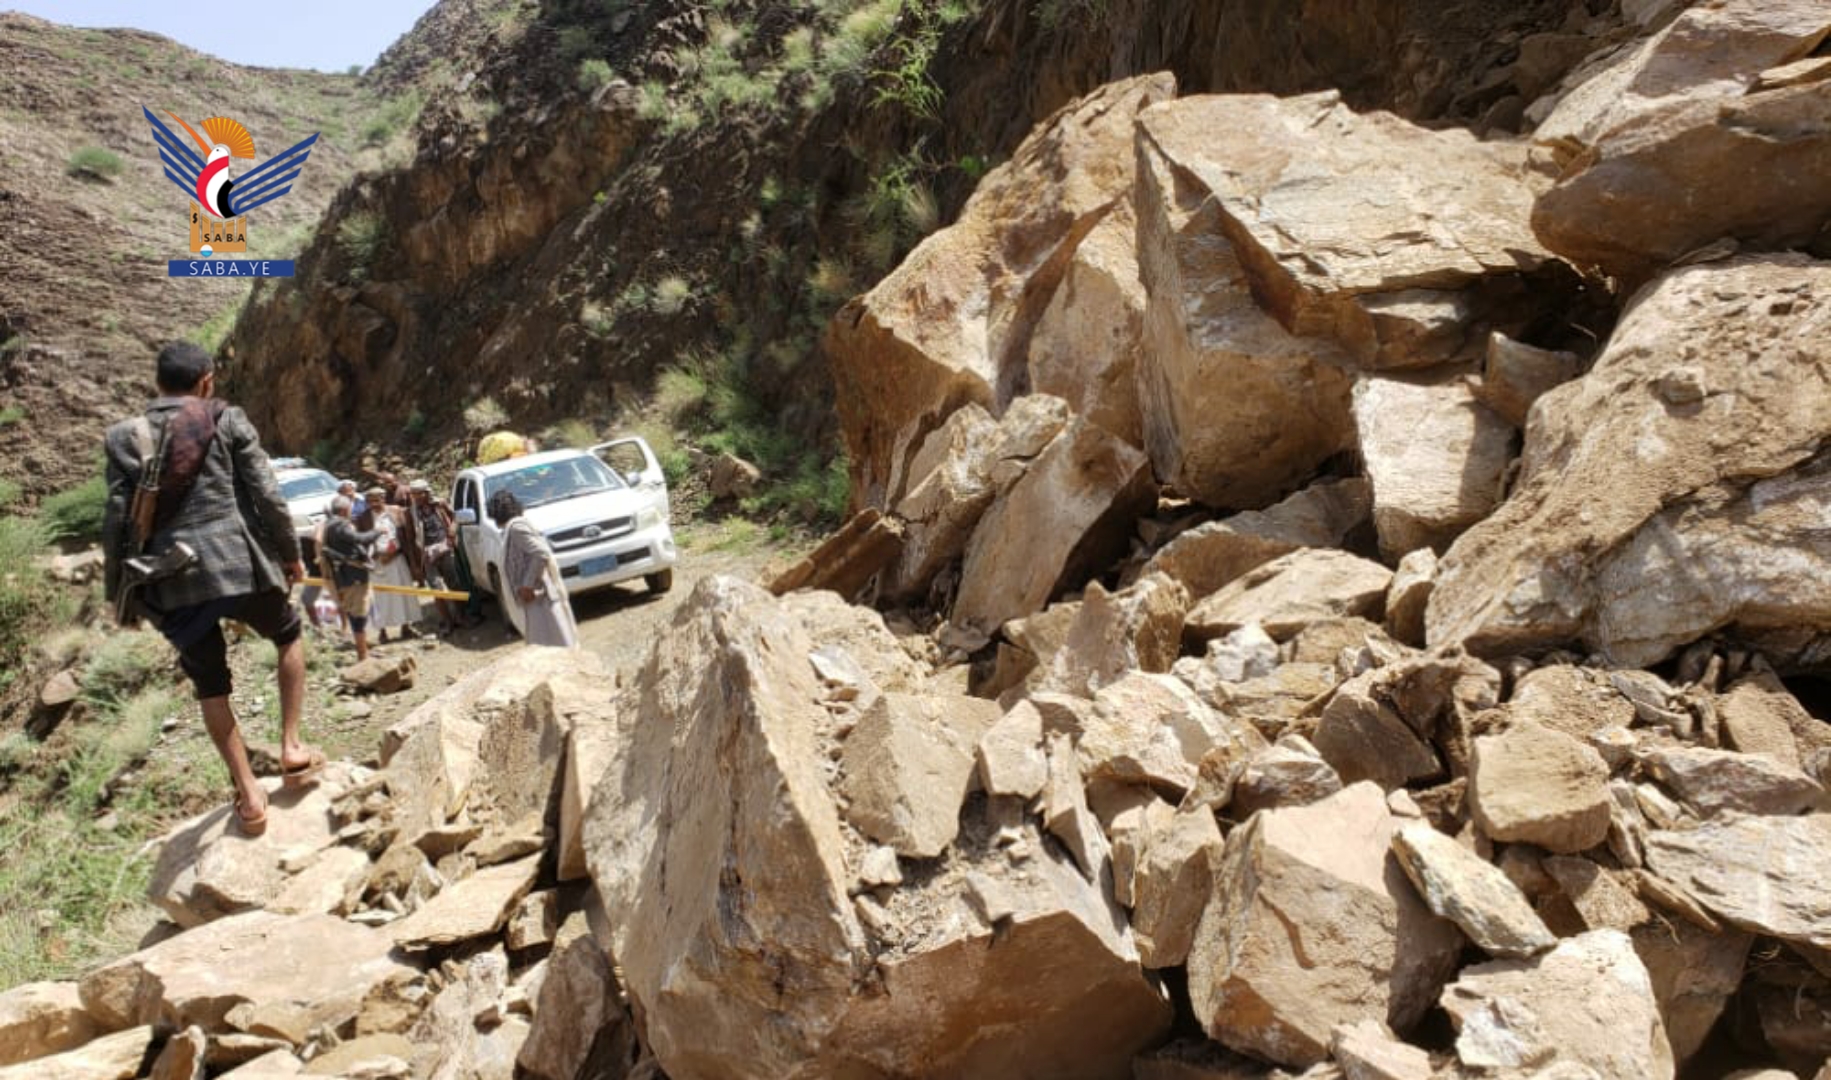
[233,790,268,837]
[280,747,327,788]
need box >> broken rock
[1642,745,1825,817]
[1189,782,1463,1067]
[147,780,340,929]
[1186,549,1392,643]
[517,914,632,1080]
[1392,821,1555,959]
[1469,721,1612,854]
[0,982,100,1068]
[1032,574,1188,697]
[951,417,1153,638]
[0,1026,153,1080]
[78,911,408,1040]
[1141,479,1371,598]
[389,855,540,951]
[840,692,998,859]
[1441,929,1673,1079]
[977,701,1047,800]
[1644,813,1831,950]
[1352,376,1514,559]
[1112,800,1223,968]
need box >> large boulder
[1534,81,1831,283]
[1530,0,1831,150]
[1352,376,1514,559]
[583,577,1170,1079]
[78,911,409,1042]
[1188,782,1464,1068]
[1140,478,1371,599]
[1133,98,1355,509]
[1440,930,1673,1078]
[1428,256,1831,667]
[0,982,99,1068]
[951,417,1154,638]
[1142,91,1559,369]
[827,74,1175,508]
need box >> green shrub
[67,146,124,181]
[41,474,108,543]
[336,211,387,283]
[0,405,23,427]
[1033,0,1107,29]
[0,517,52,677]
[577,58,615,90]
[404,409,428,440]
[463,396,510,432]
[80,631,168,706]
[654,366,710,422]
[651,276,694,315]
[0,478,18,511]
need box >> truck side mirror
[455,508,478,526]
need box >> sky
[7,1,441,72]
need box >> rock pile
[9,3,1831,1078]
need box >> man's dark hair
[487,489,523,527]
[156,341,215,392]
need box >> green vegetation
[336,211,387,283]
[577,58,616,91]
[1033,0,1107,29]
[463,396,510,432]
[651,275,694,316]
[0,405,23,427]
[80,630,168,708]
[0,517,55,678]
[66,146,124,181]
[195,297,246,353]
[40,474,108,544]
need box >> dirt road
[269,522,798,763]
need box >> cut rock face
[1352,376,1514,559]
[1029,197,1148,446]
[1441,929,1674,1079]
[1188,782,1464,1068]
[1428,256,1831,667]
[826,73,1175,507]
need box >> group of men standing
[310,476,471,660]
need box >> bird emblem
[142,106,318,220]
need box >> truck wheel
[645,569,674,594]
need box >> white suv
[450,437,678,598]
[273,460,339,559]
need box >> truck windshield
[279,471,337,500]
[483,456,625,509]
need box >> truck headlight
[637,506,664,531]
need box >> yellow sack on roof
[477,431,530,465]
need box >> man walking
[102,342,321,836]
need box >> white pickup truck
[450,437,678,598]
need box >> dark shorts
[158,590,302,700]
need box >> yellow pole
[302,577,470,602]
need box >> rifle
[115,417,197,626]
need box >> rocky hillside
[220,0,1628,492]
[0,5,521,500]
